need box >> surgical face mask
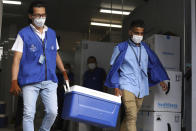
[131,35,143,44]
[33,17,46,28]
[88,63,96,70]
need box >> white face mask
[33,17,46,28]
[88,63,96,70]
[131,35,143,44]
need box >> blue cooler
[62,85,121,128]
[0,101,6,114]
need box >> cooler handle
[64,80,70,92]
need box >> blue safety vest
[18,26,58,86]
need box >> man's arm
[56,52,65,73]
[143,42,169,87]
[105,46,123,96]
[110,46,120,66]
[143,43,169,91]
[56,52,69,81]
[12,52,22,80]
[10,52,22,96]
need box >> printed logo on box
[162,52,175,56]
[157,102,178,109]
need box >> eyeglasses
[32,14,47,18]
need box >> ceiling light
[91,22,122,28]
[91,18,122,25]
[100,9,130,15]
[3,0,22,5]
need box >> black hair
[129,19,145,30]
[28,1,47,14]
[87,56,97,63]
[28,1,47,23]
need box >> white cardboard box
[141,71,182,112]
[137,111,181,131]
[146,34,180,71]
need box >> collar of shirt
[128,39,141,47]
[30,24,48,41]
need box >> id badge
[39,54,45,64]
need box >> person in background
[83,56,106,131]
[104,19,169,131]
[83,56,106,92]
[9,1,69,131]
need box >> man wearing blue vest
[105,20,169,131]
[9,1,69,131]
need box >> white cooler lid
[67,85,121,103]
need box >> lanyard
[30,26,48,80]
[128,40,141,67]
[30,26,47,49]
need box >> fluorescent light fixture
[91,18,122,24]
[8,37,16,41]
[91,22,122,28]
[3,0,22,5]
[100,9,130,15]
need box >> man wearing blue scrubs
[9,1,69,131]
[105,20,169,131]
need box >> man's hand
[115,88,122,96]
[160,81,168,91]
[62,71,70,89]
[10,80,21,96]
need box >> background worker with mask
[83,56,106,92]
[9,1,69,131]
[83,56,106,131]
[105,19,169,131]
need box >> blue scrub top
[110,40,149,98]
